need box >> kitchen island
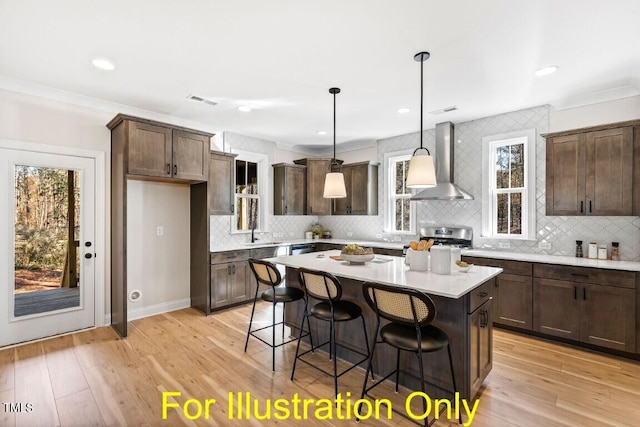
[265,250,503,400]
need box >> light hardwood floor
[1,302,639,426]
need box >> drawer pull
[571,273,589,278]
[478,292,489,298]
[574,286,577,300]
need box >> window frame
[230,149,268,234]
[384,150,416,235]
[481,129,536,240]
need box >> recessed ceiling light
[397,108,411,114]
[91,58,115,71]
[238,106,252,112]
[317,131,327,135]
[535,65,559,76]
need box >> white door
[0,148,95,347]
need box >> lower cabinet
[210,250,250,310]
[462,256,533,330]
[533,264,636,353]
[468,297,493,399]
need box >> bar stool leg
[244,286,260,352]
[416,349,429,427]
[272,299,277,371]
[395,348,401,392]
[331,317,338,397]
[291,310,308,381]
[359,315,374,380]
[282,302,286,338]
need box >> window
[482,129,536,240]
[232,150,268,233]
[384,151,415,234]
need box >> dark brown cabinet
[107,114,212,335]
[533,264,636,352]
[209,151,236,215]
[210,250,250,310]
[294,158,341,216]
[544,125,633,216]
[273,163,306,215]
[125,120,209,181]
[462,256,533,330]
[467,280,493,399]
[332,161,378,215]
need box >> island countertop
[265,250,503,299]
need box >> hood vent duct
[410,122,474,201]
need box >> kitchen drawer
[469,279,494,314]
[462,256,532,276]
[533,263,636,288]
[211,250,250,264]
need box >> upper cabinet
[544,122,634,216]
[273,163,306,215]
[107,115,210,182]
[293,158,340,216]
[332,161,378,215]
[209,151,237,215]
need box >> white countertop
[265,250,502,299]
[211,238,405,252]
[462,249,640,272]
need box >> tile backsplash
[211,109,640,261]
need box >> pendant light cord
[413,52,431,156]
[329,87,341,169]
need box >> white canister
[408,249,430,271]
[305,231,313,240]
[430,245,451,275]
[597,245,608,260]
[588,242,598,259]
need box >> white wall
[550,95,640,132]
[0,87,195,322]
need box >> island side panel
[284,267,491,400]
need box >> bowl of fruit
[455,260,474,273]
[341,244,375,265]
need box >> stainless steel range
[403,226,473,255]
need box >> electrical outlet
[538,241,551,250]
[156,226,164,236]
[375,234,382,239]
[347,231,353,237]
[498,241,510,249]
[394,236,402,242]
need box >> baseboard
[103,298,192,325]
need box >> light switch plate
[156,226,164,236]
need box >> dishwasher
[290,243,317,255]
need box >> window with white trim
[232,151,268,233]
[482,129,536,240]
[385,151,415,234]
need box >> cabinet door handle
[232,264,236,274]
[583,287,586,300]
[284,206,288,214]
[167,163,171,175]
[174,164,177,175]
[480,310,488,328]
[227,265,231,275]
[589,200,592,213]
[231,204,234,214]
[580,201,584,213]
[573,286,577,300]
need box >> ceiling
[1,0,639,150]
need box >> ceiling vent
[429,105,457,115]
[187,94,218,106]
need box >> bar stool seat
[380,323,448,352]
[310,300,363,321]
[244,258,311,372]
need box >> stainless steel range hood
[410,122,474,200]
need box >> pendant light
[323,87,347,198]
[406,51,437,188]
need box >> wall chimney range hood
[410,122,474,200]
